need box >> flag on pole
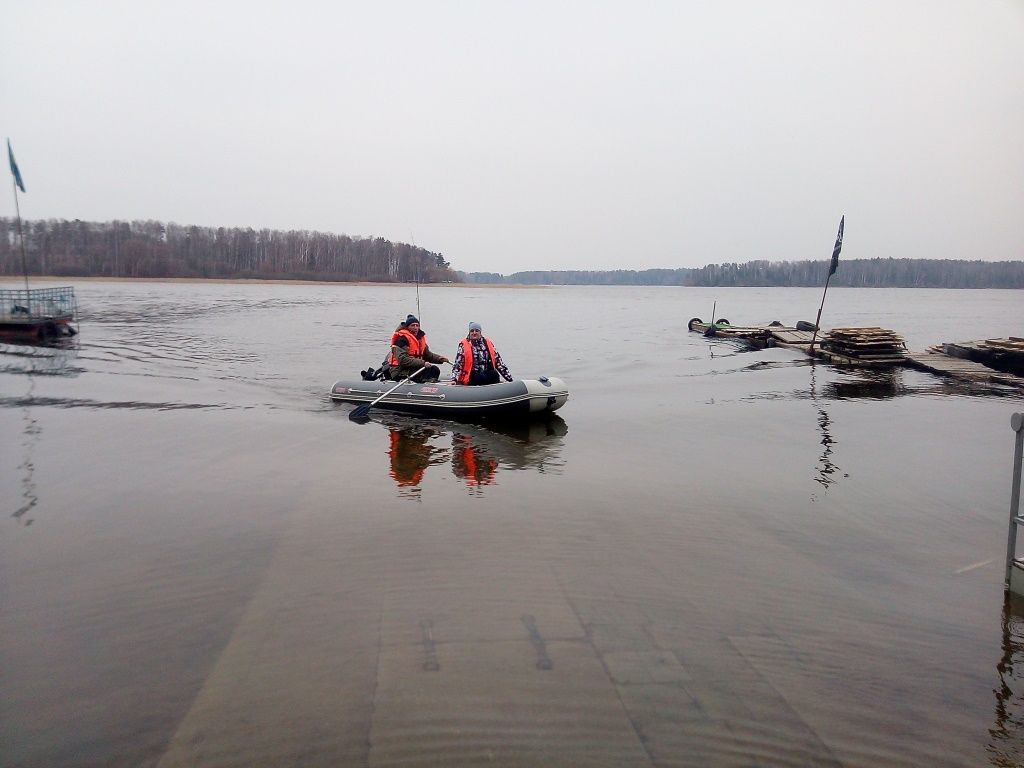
[7,139,25,193]
[828,215,844,276]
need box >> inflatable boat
[330,376,569,420]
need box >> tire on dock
[796,320,818,332]
[687,317,703,331]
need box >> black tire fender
[687,317,703,331]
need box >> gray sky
[3,1,1022,274]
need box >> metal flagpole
[7,139,31,310]
[809,216,844,354]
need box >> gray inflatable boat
[330,376,569,420]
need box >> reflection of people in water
[383,415,567,498]
[387,426,445,495]
[451,433,497,489]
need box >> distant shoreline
[0,275,549,289]
[1,275,1019,289]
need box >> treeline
[0,217,460,283]
[465,269,692,286]
[462,258,1024,288]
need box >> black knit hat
[405,314,419,325]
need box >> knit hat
[468,322,482,332]
[405,314,419,325]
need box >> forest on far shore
[0,217,458,283]
[2,217,1020,288]
[463,258,1024,288]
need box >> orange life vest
[456,336,497,385]
[389,328,427,367]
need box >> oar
[349,365,427,423]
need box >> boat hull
[0,318,77,342]
[330,377,569,420]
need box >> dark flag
[828,215,844,276]
[7,139,25,193]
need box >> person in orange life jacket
[450,322,512,386]
[388,315,449,383]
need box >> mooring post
[1005,413,1024,591]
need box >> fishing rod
[411,234,421,323]
[415,260,421,323]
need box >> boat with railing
[0,286,78,341]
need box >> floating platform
[687,321,774,342]
[816,327,907,366]
[687,319,821,348]
[768,329,818,346]
[905,346,1024,388]
[941,338,1024,377]
[690,319,1024,383]
[0,286,78,342]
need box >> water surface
[2,282,1023,767]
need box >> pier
[905,348,1023,387]
[689,320,1024,387]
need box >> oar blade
[349,404,372,422]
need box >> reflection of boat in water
[383,414,568,495]
[330,376,569,420]
[0,287,78,342]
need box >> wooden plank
[831,344,905,350]
[837,353,906,361]
[983,339,1024,350]
[769,330,816,343]
[814,349,905,368]
[904,352,1024,388]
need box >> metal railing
[1004,413,1024,590]
[0,286,77,322]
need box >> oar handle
[368,365,428,408]
[350,365,429,422]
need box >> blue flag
[8,139,25,193]
[828,215,844,276]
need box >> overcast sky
[3,1,1022,274]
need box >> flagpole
[7,139,31,310]
[808,274,831,353]
[809,215,845,354]
[12,177,30,294]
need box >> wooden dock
[690,320,1024,385]
[687,321,774,343]
[905,347,1024,388]
[688,321,820,348]
[768,329,817,346]
[810,327,908,367]
[941,338,1024,377]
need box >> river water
[1,281,1023,767]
